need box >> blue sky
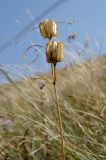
[0,0,106,74]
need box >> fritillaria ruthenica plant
[39,19,65,160]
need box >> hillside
[0,55,106,160]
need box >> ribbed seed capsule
[46,41,64,63]
[39,19,57,39]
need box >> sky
[0,0,106,76]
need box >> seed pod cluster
[39,19,64,64]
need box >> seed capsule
[46,41,64,63]
[39,19,57,39]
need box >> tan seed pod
[39,19,57,39]
[46,41,64,63]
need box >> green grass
[0,56,106,160]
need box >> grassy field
[0,55,106,160]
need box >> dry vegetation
[0,55,106,160]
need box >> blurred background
[0,0,106,81]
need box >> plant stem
[51,63,65,160]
